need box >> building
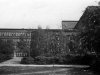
[0,20,80,57]
[0,29,31,57]
[75,6,100,54]
[30,27,80,57]
[75,6,100,30]
[0,20,79,57]
[62,21,78,30]
[0,6,99,57]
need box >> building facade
[30,28,80,57]
[0,29,31,57]
[0,6,98,57]
[0,20,79,57]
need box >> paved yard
[0,66,90,75]
[0,57,22,64]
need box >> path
[0,57,22,64]
[7,68,71,75]
[0,57,89,68]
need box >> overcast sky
[0,0,99,29]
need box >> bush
[34,56,50,64]
[0,53,12,63]
[20,54,95,65]
[0,39,14,63]
[20,57,34,64]
[81,54,96,65]
[90,58,100,72]
[62,54,95,65]
[34,56,45,64]
[20,56,60,64]
[34,56,60,64]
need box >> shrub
[34,56,49,64]
[81,54,95,65]
[0,53,12,63]
[20,57,34,64]
[62,54,95,65]
[20,54,95,65]
[34,56,60,64]
[34,56,45,64]
[0,39,14,63]
[90,58,100,72]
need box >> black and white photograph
[0,0,100,75]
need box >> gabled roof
[75,6,100,31]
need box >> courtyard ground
[0,66,91,75]
[0,57,90,75]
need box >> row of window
[14,39,31,44]
[2,39,31,43]
[0,32,31,37]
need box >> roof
[62,21,78,29]
[0,28,32,32]
[75,6,100,31]
[0,28,79,33]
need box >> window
[9,33,11,36]
[16,33,20,36]
[0,32,1,36]
[4,32,6,36]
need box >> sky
[0,0,99,29]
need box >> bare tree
[38,25,42,29]
[46,25,50,29]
